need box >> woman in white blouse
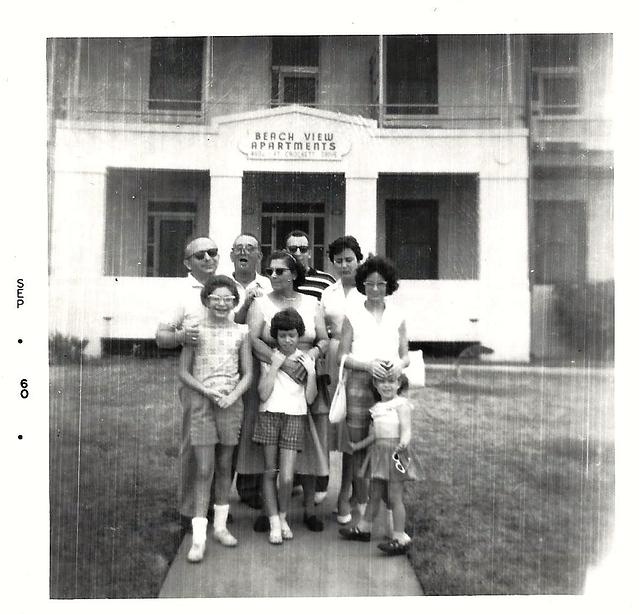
[336,255,410,524]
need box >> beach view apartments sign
[239,129,351,160]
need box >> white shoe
[187,539,206,563]
[214,528,238,547]
[314,491,328,504]
[280,520,293,540]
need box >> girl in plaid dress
[179,276,253,563]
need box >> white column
[345,176,378,258]
[50,169,107,357]
[478,176,530,362]
[209,173,243,258]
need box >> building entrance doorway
[260,202,326,271]
[242,171,345,273]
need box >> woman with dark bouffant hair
[335,255,409,527]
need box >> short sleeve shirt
[370,397,411,439]
[297,267,335,302]
[320,280,365,339]
[159,274,208,330]
[232,273,272,314]
[192,321,248,394]
[259,349,307,415]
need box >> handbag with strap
[328,354,348,424]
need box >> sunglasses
[392,451,408,474]
[286,245,309,254]
[191,248,219,260]
[265,267,289,276]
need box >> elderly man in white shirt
[221,233,271,508]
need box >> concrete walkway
[160,452,423,598]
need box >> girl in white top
[253,308,318,545]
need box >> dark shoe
[339,526,371,542]
[377,538,410,556]
[303,513,324,532]
[253,514,270,533]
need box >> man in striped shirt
[284,230,335,515]
[284,230,336,299]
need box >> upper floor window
[271,36,319,106]
[531,35,580,116]
[385,35,438,115]
[149,37,204,112]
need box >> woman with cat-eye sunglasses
[236,250,330,534]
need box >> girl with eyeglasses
[239,251,330,533]
[178,275,253,562]
[336,255,410,530]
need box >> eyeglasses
[265,267,289,276]
[232,244,258,254]
[286,245,309,254]
[364,281,387,288]
[208,296,236,304]
[191,248,218,260]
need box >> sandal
[377,538,410,556]
[338,526,371,542]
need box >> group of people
[156,230,422,563]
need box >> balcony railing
[54,96,529,130]
[52,95,612,151]
[530,110,612,152]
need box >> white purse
[328,354,348,424]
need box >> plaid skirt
[345,369,376,428]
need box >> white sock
[278,511,287,524]
[357,503,367,517]
[213,504,229,532]
[269,515,281,533]
[192,517,208,544]
[357,518,372,532]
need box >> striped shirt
[297,267,336,301]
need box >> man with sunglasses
[284,230,335,505]
[156,236,220,525]
[285,230,335,301]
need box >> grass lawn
[50,357,614,598]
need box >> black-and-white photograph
[5,2,631,607]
